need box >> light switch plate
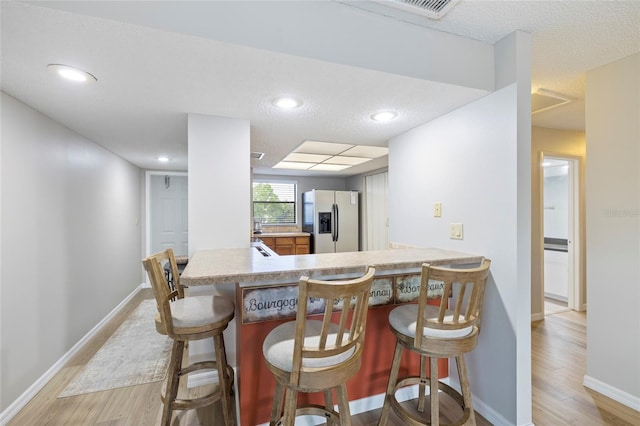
[449,223,463,239]
[434,202,442,218]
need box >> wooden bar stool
[263,267,376,426]
[377,259,491,426]
[143,248,236,426]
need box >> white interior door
[364,172,389,250]
[150,174,188,256]
[542,156,582,311]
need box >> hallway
[531,310,638,425]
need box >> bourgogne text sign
[241,273,445,324]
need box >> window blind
[253,181,297,224]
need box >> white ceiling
[2,1,639,175]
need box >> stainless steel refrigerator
[302,189,359,253]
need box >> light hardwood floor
[8,290,639,425]
[531,310,638,425]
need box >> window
[252,181,297,224]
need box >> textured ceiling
[2,1,639,174]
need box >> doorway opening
[541,155,582,314]
[145,171,188,259]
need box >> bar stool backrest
[415,259,492,350]
[289,266,376,387]
[142,248,185,338]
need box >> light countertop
[181,247,483,287]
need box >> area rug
[59,299,172,397]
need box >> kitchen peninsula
[181,245,484,425]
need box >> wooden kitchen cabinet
[259,235,309,256]
[260,237,275,249]
[295,236,310,254]
[274,237,295,255]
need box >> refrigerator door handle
[334,203,339,242]
[331,203,336,242]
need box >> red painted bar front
[236,299,446,426]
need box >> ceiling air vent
[251,152,265,160]
[376,0,460,20]
[531,89,572,114]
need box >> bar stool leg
[162,340,185,426]
[324,389,335,426]
[336,383,351,426]
[430,356,439,426]
[456,355,476,425]
[377,341,403,426]
[270,381,285,426]
[282,388,298,426]
[418,355,427,412]
[213,333,235,425]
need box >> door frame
[144,170,188,260]
[539,152,584,312]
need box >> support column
[188,113,250,254]
[187,113,250,370]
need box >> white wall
[44,1,494,92]
[388,31,531,425]
[0,92,143,412]
[187,114,250,252]
[186,113,250,368]
[585,52,640,409]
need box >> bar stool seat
[155,294,233,334]
[263,321,356,372]
[143,248,236,426]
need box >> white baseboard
[584,375,640,411]
[544,292,568,303]
[472,394,514,425]
[0,284,145,426]
[531,312,545,322]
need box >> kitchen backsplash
[260,225,301,233]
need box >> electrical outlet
[449,223,463,239]
[434,202,442,218]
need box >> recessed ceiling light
[371,111,397,122]
[273,97,302,109]
[47,64,97,83]
[158,156,170,162]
